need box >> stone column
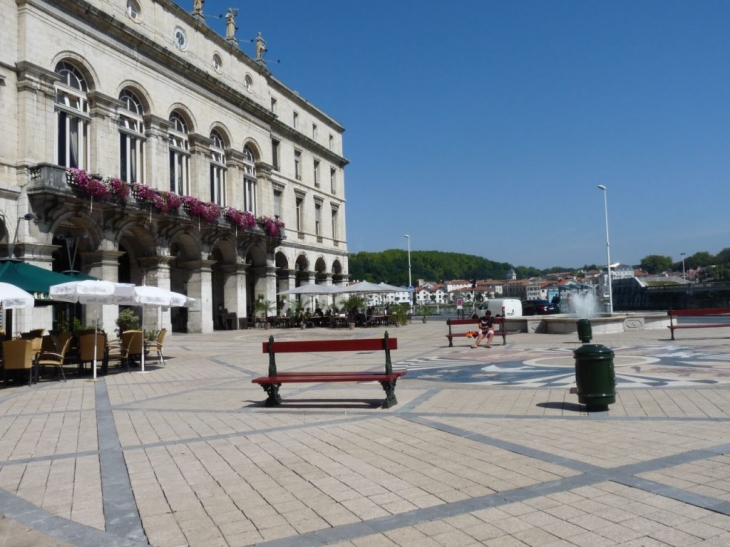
[14,248,56,335]
[88,91,122,177]
[222,263,248,327]
[139,256,174,333]
[81,249,125,332]
[144,115,171,190]
[184,259,216,333]
[188,133,211,200]
[15,61,59,169]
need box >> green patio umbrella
[0,260,84,299]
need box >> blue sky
[187,0,730,269]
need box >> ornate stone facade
[1,0,349,333]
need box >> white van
[474,298,522,318]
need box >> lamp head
[597,185,606,191]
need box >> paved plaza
[2,320,730,546]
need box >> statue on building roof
[255,31,267,61]
[193,0,204,15]
[225,8,237,42]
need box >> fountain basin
[504,313,669,335]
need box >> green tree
[685,251,714,269]
[639,255,673,274]
[715,248,730,264]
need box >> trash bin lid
[573,343,615,358]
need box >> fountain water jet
[565,292,600,319]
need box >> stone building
[1,0,349,333]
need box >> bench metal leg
[259,383,282,406]
[380,379,398,408]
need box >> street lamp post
[597,185,613,314]
[405,234,412,309]
[680,252,686,281]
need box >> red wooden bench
[668,308,730,340]
[252,332,405,408]
[445,317,512,347]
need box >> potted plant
[253,294,273,328]
[116,308,141,337]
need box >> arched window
[168,112,189,195]
[242,145,257,214]
[54,61,89,169]
[210,130,226,205]
[119,89,145,183]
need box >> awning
[0,260,87,300]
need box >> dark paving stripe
[616,475,730,516]
[256,474,599,547]
[0,449,99,467]
[0,486,146,547]
[96,381,146,543]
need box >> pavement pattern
[1,321,730,546]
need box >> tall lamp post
[680,252,686,281]
[597,185,613,314]
[405,234,412,309]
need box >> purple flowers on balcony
[181,196,221,224]
[259,216,285,237]
[224,207,257,230]
[66,168,273,233]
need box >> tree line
[349,248,730,286]
[349,250,554,286]
[640,249,730,280]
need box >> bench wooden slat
[253,373,406,384]
[669,324,730,329]
[262,338,397,353]
[668,308,730,317]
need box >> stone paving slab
[0,321,730,545]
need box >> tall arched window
[168,112,189,195]
[210,130,226,205]
[119,89,145,183]
[242,145,257,214]
[54,61,90,169]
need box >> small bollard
[573,343,616,411]
[576,319,592,343]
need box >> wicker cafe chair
[145,328,167,366]
[79,333,107,375]
[37,336,72,382]
[2,339,34,386]
[106,330,142,373]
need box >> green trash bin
[573,344,616,411]
[576,319,592,343]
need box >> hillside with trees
[349,247,730,285]
[348,250,544,286]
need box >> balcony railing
[27,164,285,240]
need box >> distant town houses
[354,261,699,308]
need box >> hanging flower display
[258,215,285,237]
[164,191,182,211]
[103,176,130,199]
[224,207,256,230]
[67,168,110,198]
[182,196,220,224]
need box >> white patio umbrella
[278,283,340,313]
[117,286,194,373]
[277,283,338,296]
[0,282,35,338]
[333,280,401,294]
[0,282,35,309]
[49,280,136,379]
